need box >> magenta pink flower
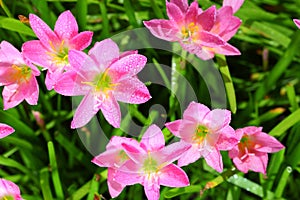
[113,125,190,200]
[0,123,15,139]
[143,0,241,60]
[92,136,140,198]
[54,39,151,128]
[294,19,300,29]
[165,101,238,172]
[22,10,93,90]
[0,178,23,200]
[228,126,284,174]
[0,41,40,110]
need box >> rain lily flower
[0,123,15,139]
[92,136,140,198]
[165,101,238,172]
[114,125,190,200]
[54,39,151,128]
[143,0,241,60]
[228,126,284,174]
[0,41,40,110]
[22,10,93,90]
[294,19,300,29]
[0,178,23,200]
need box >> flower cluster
[92,102,284,199]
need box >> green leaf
[216,54,237,114]
[0,17,35,37]
[48,141,64,199]
[275,166,293,198]
[40,168,54,200]
[76,0,87,30]
[269,109,300,136]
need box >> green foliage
[0,0,300,199]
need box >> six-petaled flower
[0,178,23,200]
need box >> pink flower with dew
[22,10,93,90]
[294,19,300,29]
[92,136,140,198]
[54,39,151,128]
[165,101,238,172]
[0,123,15,139]
[228,126,284,174]
[143,0,241,60]
[223,0,244,14]
[113,125,190,200]
[0,41,40,110]
[0,178,23,200]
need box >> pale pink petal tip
[294,19,300,29]
[0,123,15,139]
[223,0,245,13]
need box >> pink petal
[24,76,39,105]
[216,126,238,151]
[29,13,59,46]
[203,109,231,132]
[197,6,217,31]
[109,54,147,82]
[54,71,89,96]
[70,31,93,50]
[223,0,244,13]
[140,124,165,152]
[294,19,300,29]
[179,41,202,55]
[170,0,188,13]
[165,120,182,137]
[114,77,151,104]
[177,120,198,142]
[106,136,139,150]
[88,39,120,71]
[45,68,64,90]
[195,48,215,60]
[121,142,146,164]
[92,148,122,168]
[184,1,199,24]
[159,164,190,187]
[197,31,226,47]
[68,50,99,78]
[144,177,160,200]
[183,101,210,123]
[204,147,223,172]
[143,19,179,41]
[71,92,98,129]
[22,40,51,70]
[177,144,201,167]
[2,84,25,110]
[0,41,22,63]
[166,1,184,24]
[0,178,22,199]
[239,126,263,136]
[0,123,15,139]
[232,152,268,174]
[115,160,142,185]
[253,132,284,153]
[99,93,121,128]
[228,145,240,159]
[107,168,126,198]
[213,43,241,56]
[54,10,78,40]
[0,66,19,86]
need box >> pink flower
[0,41,40,110]
[165,101,238,172]
[54,39,151,128]
[92,136,140,198]
[223,0,244,13]
[228,126,284,174]
[114,125,190,200]
[143,0,241,60]
[0,178,23,200]
[0,123,15,139]
[22,10,93,90]
[294,19,300,29]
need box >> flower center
[48,40,69,67]
[192,125,209,145]
[143,155,158,174]
[181,22,199,42]
[11,64,32,83]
